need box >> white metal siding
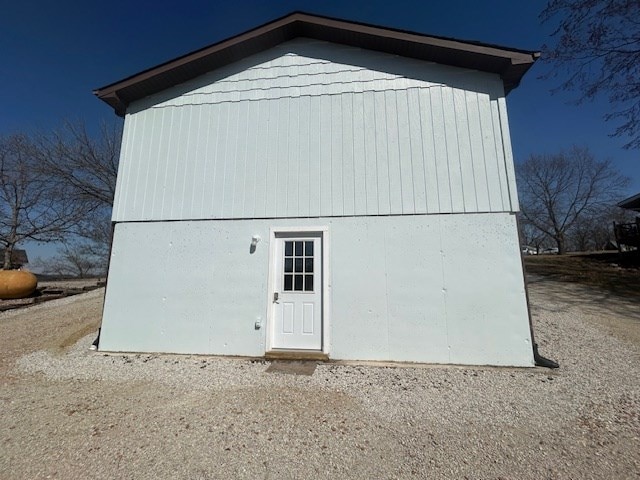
[113,38,518,222]
[100,213,533,366]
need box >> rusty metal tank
[0,270,38,299]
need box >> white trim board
[266,226,330,355]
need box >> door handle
[273,292,279,303]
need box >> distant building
[618,193,640,213]
[0,249,29,269]
[614,193,640,250]
[95,12,538,366]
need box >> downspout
[516,215,559,368]
[90,218,117,351]
[498,84,558,369]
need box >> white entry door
[271,233,322,350]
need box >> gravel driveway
[1,279,639,479]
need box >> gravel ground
[1,279,639,479]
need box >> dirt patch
[524,251,640,297]
[57,323,99,352]
[265,361,318,376]
[0,288,103,374]
[527,275,640,348]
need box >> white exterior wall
[100,213,533,366]
[102,37,533,366]
[112,38,519,222]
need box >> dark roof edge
[95,11,540,116]
[618,192,640,210]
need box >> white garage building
[95,12,538,366]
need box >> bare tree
[35,241,107,278]
[540,0,640,148]
[0,134,90,269]
[35,120,121,263]
[517,146,630,254]
[36,121,121,208]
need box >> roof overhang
[94,11,540,117]
[618,192,640,212]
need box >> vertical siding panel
[160,108,176,219]
[490,99,510,211]
[351,93,367,215]
[429,88,451,212]
[168,108,186,219]
[442,88,464,212]
[297,96,311,217]
[253,100,270,218]
[114,114,135,221]
[147,109,168,219]
[417,89,439,214]
[118,44,515,221]
[211,102,229,217]
[139,108,158,219]
[374,91,391,214]
[232,101,249,217]
[286,98,300,217]
[199,104,215,217]
[363,91,378,215]
[222,102,240,216]
[263,100,279,216]
[130,111,151,219]
[396,90,416,214]
[308,95,322,217]
[187,105,206,218]
[497,97,519,211]
[331,94,344,216]
[178,106,196,218]
[466,91,491,212]
[385,90,402,214]
[275,98,290,217]
[477,93,502,211]
[319,95,332,216]
[453,88,478,212]
[407,89,427,214]
[341,93,356,216]
[242,100,258,217]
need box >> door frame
[266,226,330,354]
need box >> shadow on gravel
[524,251,640,299]
[527,274,640,348]
[265,361,317,376]
[527,274,640,321]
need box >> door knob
[273,292,279,303]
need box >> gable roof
[94,11,539,117]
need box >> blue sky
[2,0,638,261]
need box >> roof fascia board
[94,14,296,97]
[94,12,539,115]
[298,14,535,64]
[618,192,640,209]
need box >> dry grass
[524,251,640,297]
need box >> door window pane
[282,238,316,293]
[304,274,313,291]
